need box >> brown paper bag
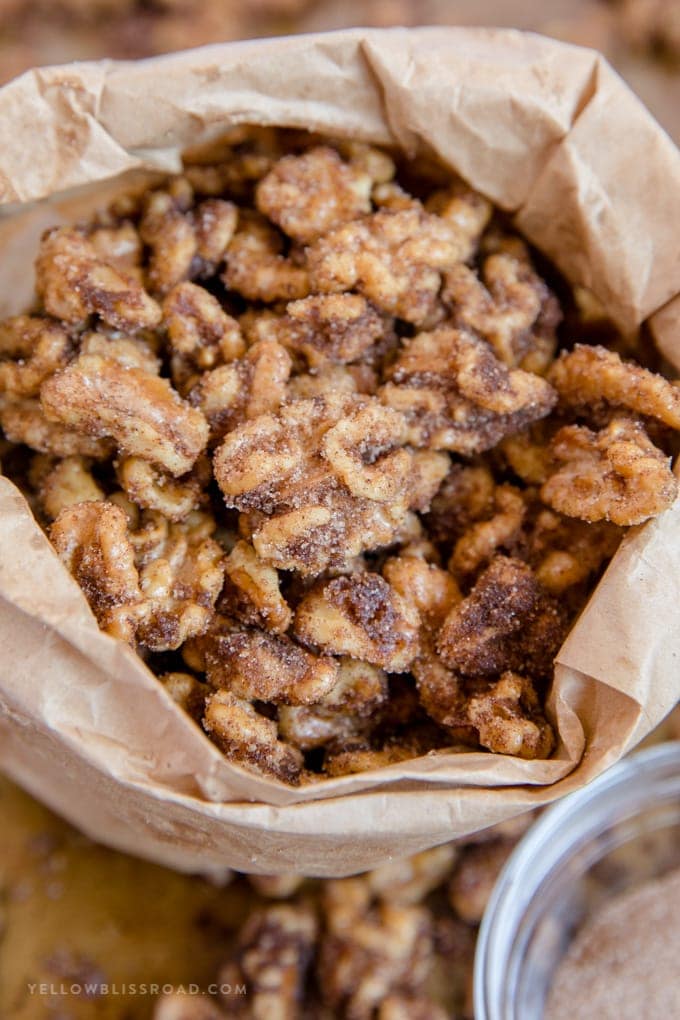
[1,27,679,877]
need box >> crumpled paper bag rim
[0,27,678,874]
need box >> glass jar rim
[474,740,680,1020]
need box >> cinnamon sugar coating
[437,556,567,680]
[256,145,372,243]
[548,343,680,428]
[294,572,420,672]
[542,417,678,525]
[198,616,339,706]
[36,228,161,331]
[51,501,224,650]
[41,352,209,476]
[3,127,678,783]
[203,689,304,784]
[307,205,468,326]
[213,392,448,575]
[277,292,389,368]
[443,251,561,368]
[380,326,557,453]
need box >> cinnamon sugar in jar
[474,742,680,1020]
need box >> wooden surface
[0,776,256,1018]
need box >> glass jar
[474,741,680,1020]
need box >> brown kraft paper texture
[0,27,679,876]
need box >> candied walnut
[337,140,396,184]
[163,281,245,390]
[256,145,372,244]
[499,425,553,485]
[517,333,558,377]
[424,461,496,544]
[372,181,420,212]
[294,573,420,672]
[541,417,677,526]
[617,0,680,62]
[153,993,225,1020]
[322,401,412,502]
[106,491,141,531]
[50,500,143,643]
[448,838,516,923]
[223,212,309,303]
[347,362,382,395]
[0,398,113,459]
[449,485,527,580]
[213,394,447,575]
[218,904,316,1018]
[287,363,365,400]
[239,307,288,346]
[425,182,492,255]
[247,873,305,898]
[40,456,104,520]
[466,672,555,760]
[408,452,455,514]
[437,556,567,679]
[79,331,161,375]
[479,223,531,261]
[278,702,370,752]
[194,198,240,268]
[158,671,205,720]
[412,652,469,732]
[26,452,58,493]
[323,743,418,777]
[382,556,461,628]
[279,293,387,368]
[443,252,561,368]
[183,131,280,200]
[201,619,338,706]
[189,338,291,444]
[36,228,161,331]
[278,658,387,751]
[526,510,622,595]
[307,206,467,326]
[0,316,72,397]
[378,996,450,1020]
[220,539,292,634]
[140,188,197,294]
[548,344,680,429]
[140,189,237,294]
[88,221,142,274]
[322,657,389,715]
[322,875,371,927]
[213,406,304,500]
[368,844,457,906]
[41,352,209,476]
[319,883,433,1019]
[380,327,556,453]
[116,456,206,522]
[397,537,441,563]
[128,507,174,561]
[186,155,263,202]
[203,690,303,783]
[74,506,224,652]
[134,511,224,652]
